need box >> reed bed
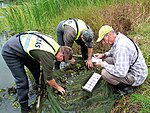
[1,0,150,57]
[1,0,134,35]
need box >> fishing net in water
[37,59,119,113]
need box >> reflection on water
[0,49,14,89]
[0,94,20,113]
[0,31,14,89]
[0,31,38,113]
[0,2,21,112]
[0,2,18,89]
[0,31,20,113]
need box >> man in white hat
[94,25,148,96]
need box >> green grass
[0,0,150,112]
[129,23,150,39]
[0,0,136,37]
[129,23,150,65]
[130,93,150,112]
[129,77,150,113]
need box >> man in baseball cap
[96,25,113,42]
[82,29,94,47]
[94,25,148,96]
[56,18,94,69]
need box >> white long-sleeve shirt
[101,33,148,86]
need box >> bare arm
[47,79,65,95]
[86,48,94,69]
[30,50,65,95]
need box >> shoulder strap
[16,32,56,52]
[68,18,89,36]
[69,18,79,36]
[86,25,89,29]
[128,38,139,67]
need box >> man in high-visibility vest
[2,31,73,113]
[56,18,94,69]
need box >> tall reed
[1,0,131,35]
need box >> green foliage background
[0,0,150,113]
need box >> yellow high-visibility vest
[63,19,88,40]
[19,32,60,57]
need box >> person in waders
[94,25,148,96]
[1,31,73,113]
[56,18,94,69]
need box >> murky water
[0,2,20,112]
[0,51,14,88]
[0,1,14,89]
[0,32,20,113]
[0,32,14,89]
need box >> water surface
[0,32,14,89]
[0,32,20,113]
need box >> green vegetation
[129,24,150,68]
[39,61,116,113]
[0,0,150,113]
[0,0,141,36]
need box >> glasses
[101,33,109,43]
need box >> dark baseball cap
[82,29,94,46]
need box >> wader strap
[69,18,79,37]
[86,25,89,29]
[129,38,139,68]
[16,32,56,52]
[68,18,89,37]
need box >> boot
[114,83,134,96]
[20,102,31,113]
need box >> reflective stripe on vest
[63,19,88,40]
[20,33,60,57]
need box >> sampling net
[38,59,118,113]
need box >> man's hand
[94,53,105,59]
[86,59,94,69]
[94,59,102,67]
[71,57,75,64]
[47,79,66,95]
[56,86,66,95]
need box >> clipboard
[82,73,101,92]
